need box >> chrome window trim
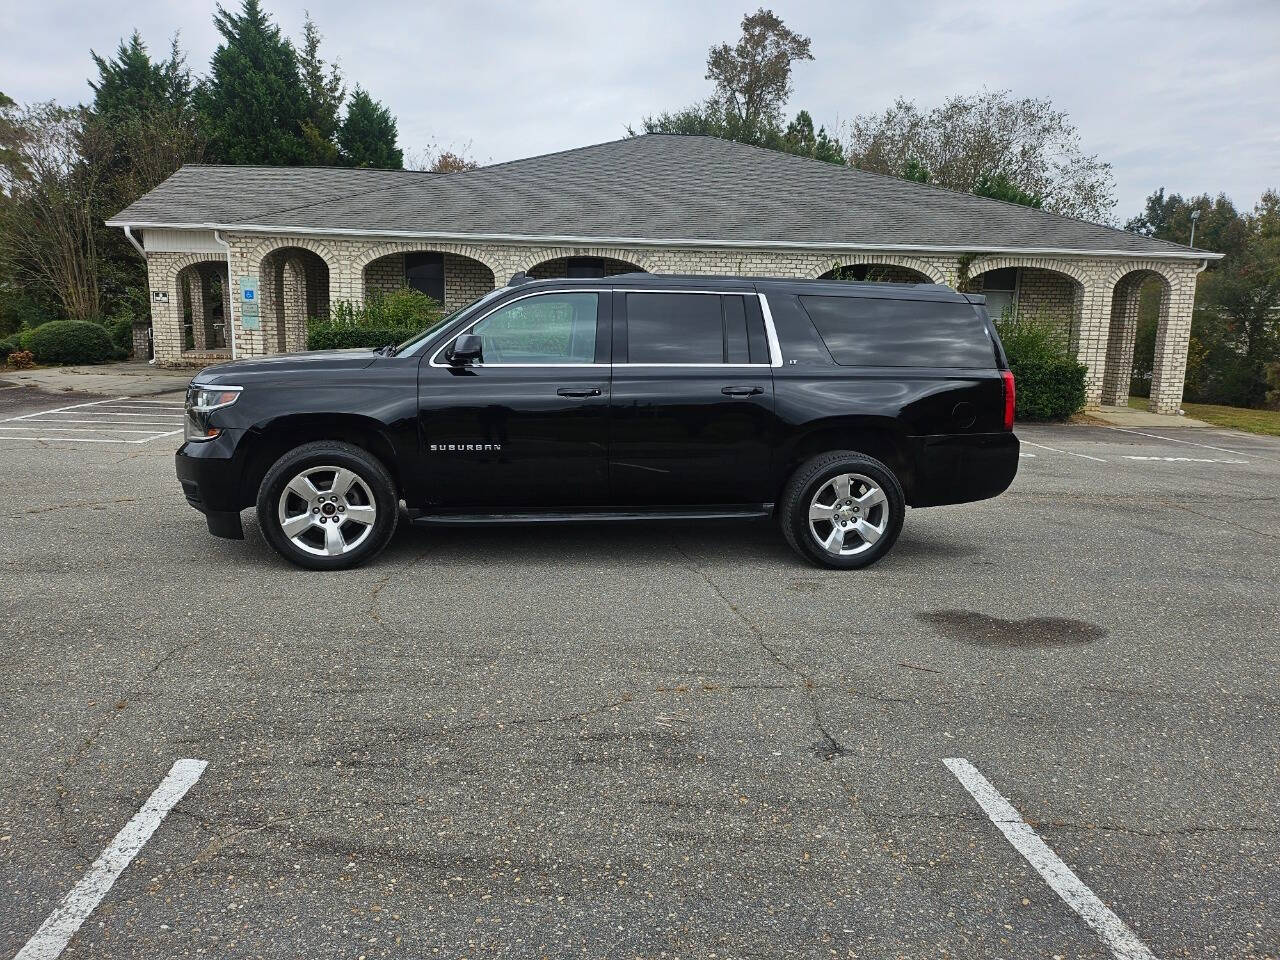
[756,293,784,367]
[427,288,604,368]
[427,286,786,369]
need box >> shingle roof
[108,134,1205,259]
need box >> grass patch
[1128,397,1280,436]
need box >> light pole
[1190,209,1201,248]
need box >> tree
[631,9,842,165]
[298,14,345,165]
[847,90,1115,222]
[338,87,402,169]
[0,101,106,321]
[1127,188,1280,407]
[1125,188,1249,259]
[83,32,206,318]
[974,172,1044,209]
[781,110,844,164]
[705,8,812,134]
[199,0,311,165]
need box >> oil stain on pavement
[917,609,1107,647]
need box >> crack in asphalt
[19,495,167,516]
[668,534,854,761]
[366,546,434,639]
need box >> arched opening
[818,263,932,284]
[362,251,496,311]
[964,266,1082,353]
[260,247,330,354]
[1104,269,1172,408]
[176,261,229,357]
[526,255,645,280]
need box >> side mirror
[449,333,483,365]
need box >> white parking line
[944,758,1157,960]
[14,759,207,960]
[0,396,182,444]
[1021,440,1108,463]
[1106,426,1280,465]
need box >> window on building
[979,267,1019,322]
[405,252,444,304]
[566,257,606,278]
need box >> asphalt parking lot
[0,386,1276,959]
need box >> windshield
[393,288,506,356]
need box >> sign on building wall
[151,290,169,304]
[239,275,260,331]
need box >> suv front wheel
[780,451,905,569]
[257,441,399,570]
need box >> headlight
[185,384,242,441]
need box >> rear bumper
[175,430,247,539]
[906,431,1019,507]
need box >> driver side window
[469,292,599,364]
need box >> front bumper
[175,430,248,539]
[906,431,1020,508]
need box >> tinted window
[723,295,750,363]
[469,292,599,364]
[627,293,723,364]
[799,295,995,368]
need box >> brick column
[187,272,208,350]
[1149,270,1198,414]
[1074,278,1114,409]
[1101,276,1141,406]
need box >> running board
[411,505,773,526]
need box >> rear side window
[799,295,996,368]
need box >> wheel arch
[239,414,403,507]
[777,417,915,502]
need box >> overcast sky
[1,0,1276,221]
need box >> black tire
[256,441,398,570]
[779,450,905,569]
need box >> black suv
[178,273,1018,569]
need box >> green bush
[309,289,447,351]
[24,320,116,365]
[108,313,135,358]
[307,323,419,351]
[0,333,23,361]
[1008,355,1087,421]
[996,311,1086,421]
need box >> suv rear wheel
[780,451,905,568]
[257,441,398,570]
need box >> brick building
[108,134,1217,413]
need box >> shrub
[23,319,116,365]
[0,334,23,361]
[996,311,1086,421]
[307,323,419,351]
[1009,355,1086,421]
[309,289,447,351]
[107,313,136,358]
[6,349,35,370]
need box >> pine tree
[338,87,402,169]
[199,0,311,165]
[298,14,344,165]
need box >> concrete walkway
[1086,404,1210,428]
[0,361,193,397]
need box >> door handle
[721,385,763,397]
[557,387,602,398]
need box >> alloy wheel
[277,465,378,557]
[806,472,889,556]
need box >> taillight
[1001,370,1016,430]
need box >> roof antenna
[508,271,532,286]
